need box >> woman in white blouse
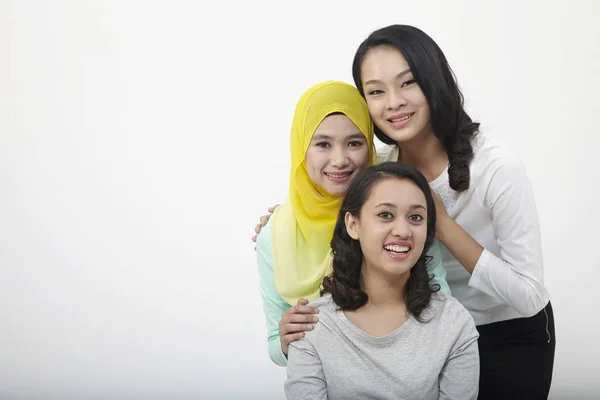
[350,24,555,399]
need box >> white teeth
[326,172,351,178]
[391,114,412,122]
[384,245,410,253]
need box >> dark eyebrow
[375,202,397,209]
[312,133,365,141]
[375,203,426,211]
[364,68,412,86]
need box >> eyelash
[367,79,416,96]
[378,212,393,219]
[377,212,424,222]
[408,214,424,222]
[401,78,416,88]
[315,141,364,148]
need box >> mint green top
[256,221,452,367]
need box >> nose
[386,87,407,111]
[330,146,350,169]
[391,219,411,239]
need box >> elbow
[270,352,287,367]
[511,282,548,318]
[268,339,288,367]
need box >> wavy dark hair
[352,24,479,192]
[321,162,439,320]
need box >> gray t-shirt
[285,293,479,400]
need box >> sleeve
[468,161,548,317]
[256,222,292,366]
[438,307,480,400]
[284,338,328,400]
[375,144,398,163]
[426,240,452,296]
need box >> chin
[383,263,413,277]
[386,130,421,144]
[324,185,349,197]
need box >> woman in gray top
[285,162,479,400]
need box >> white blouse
[378,133,550,325]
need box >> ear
[344,211,360,240]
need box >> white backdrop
[2,1,599,399]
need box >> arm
[435,162,547,317]
[438,311,480,400]
[285,338,328,400]
[256,223,291,366]
[426,241,451,296]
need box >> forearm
[268,335,288,366]
[426,242,451,295]
[437,216,484,274]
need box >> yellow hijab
[272,81,377,304]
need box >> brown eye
[401,79,416,88]
[378,212,393,220]
[408,214,424,222]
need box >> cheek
[351,147,370,168]
[304,150,322,179]
[366,98,383,118]
[360,223,387,248]
[412,89,429,110]
[412,226,429,251]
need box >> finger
[281,323,314,336]
[251,234,257,243]
[259,215,269,226]
[282,331,306,346]
[288,314,319,324]
[254,224,261,234]
[296,298,309,306]
[284,304,319,316]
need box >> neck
[397,127,448,183]
[360,262,409,309]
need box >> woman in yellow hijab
[256,81,449,366]
[256,81,376,365]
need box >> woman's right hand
[252,204,279,250]
[279,298,320,355]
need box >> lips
[324,171,353,183]
[383,241,412,259]
[387,112,414,129]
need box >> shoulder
[376,144,399,163]
[469,133,530,193]
[302,295,340,341]
[424,292,475,328]
[307,294,337,315]
[471,133,523,175]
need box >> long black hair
[321,162,439,320]
[352,24,479,192]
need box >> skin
[344,178,428,337]
[304,114,370,196]
[255,45,484,351]
[359,45,483,273]
[276,113,370,355]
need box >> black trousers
[476,302,556,400]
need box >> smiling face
[345,177,428,279]
[304,114,370,196]
[360,45,433,145]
